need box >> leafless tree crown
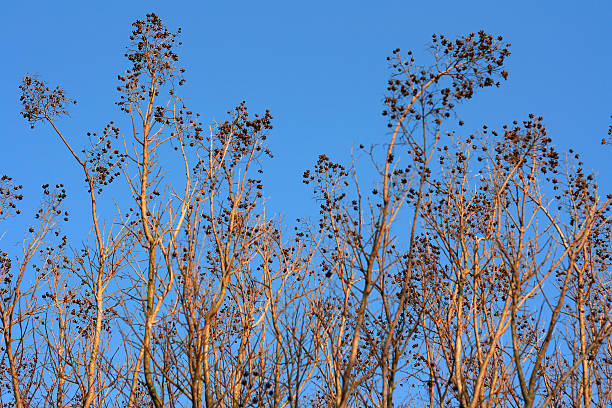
[2,12,611,408]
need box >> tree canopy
[2,13,612,408]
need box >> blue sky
[1,0,611,225]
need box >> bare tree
[4,13,611,408]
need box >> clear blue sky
[1,0,611,224]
